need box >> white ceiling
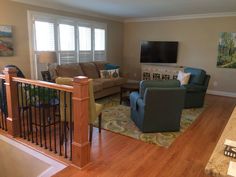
[13,0,236,21]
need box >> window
[95,28,105,51]
[29,11,107,79]
[58,24,76,64]
[78,26,91,51]
[59,24,75,51]
[35,21,55,51]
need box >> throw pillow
[105,63,120,70]
[177,71,191,85]
[100,69,120,79]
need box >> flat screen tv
[140,41,178,63]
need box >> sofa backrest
[80,62,100,79]
[55,63,84,78]
[184,67,206,85]
[53,61,112,79]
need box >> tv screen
[140,41,178,63]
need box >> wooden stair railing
[2,67,90,168]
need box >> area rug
[95,94,205,147]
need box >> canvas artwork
[0,25,14,56]
[217,32,236,68]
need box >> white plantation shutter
[30,12,107,79]
[59,52,77,64]
[78,26,93,62]
[94,28,106,61]
[95,28,105,51]
[59,24,75,51]
[35,21,55,51]
[58,24,76,64]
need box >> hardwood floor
[53,95,236,177]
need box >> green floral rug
[94,94,204,147]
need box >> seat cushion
[80,62,99,79]
[55,63,84,77]
[184,67,206,85]
[92,80,103,92]
[94,79,115,89]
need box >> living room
[0,0,236,177]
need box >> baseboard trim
[207,90,236,98]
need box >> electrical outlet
[134,73,137,78]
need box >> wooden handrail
[12,77,73,92]
[0,74,5,79]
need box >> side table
[120,80,140,105]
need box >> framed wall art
[217,32,236,68]
[0,25,14,56]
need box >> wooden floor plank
[3,94,235,177]
[52,95,236,177]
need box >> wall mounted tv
[140,41,179,63]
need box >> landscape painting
[0,25,13,56]
[217,32,236,68]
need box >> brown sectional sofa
[51,61,127,99]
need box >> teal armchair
[130,80,185,133]
[182,67,210,108]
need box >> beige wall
[123,17,236,93]
[0,0,123,78]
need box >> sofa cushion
[55,63,84,78]
[177,71,191,85]
[92,80,103,92]
[93,61,108,71]
[80,62,99,79]
[105,63,120,70]
[184,67,206,85]
[94,79,115,89]
[100,69,120,79]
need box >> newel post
[72,76,90,168]
[3,67,20,137]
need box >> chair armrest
[182,84,206,92]
[130,91,143,111]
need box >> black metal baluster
[20,83,26,139]
[58,90,62,156]
[38,86,43,147]
[28,84,34,143]
[64,91,67,158]
[3,79,7,131]
[53,89,57,154]
[24,84,30,141]
[48,88,52,151]
[33,85,38,145]
[69,92,72,161]
[43,87,47,149]
[16,83,22,137]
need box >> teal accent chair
[130,80,186,133]
[183,67,210,108]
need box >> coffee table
[120,80,140,104]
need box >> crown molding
[11,0,123,22]
[124,12,236,23]
[207,90,236,98]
